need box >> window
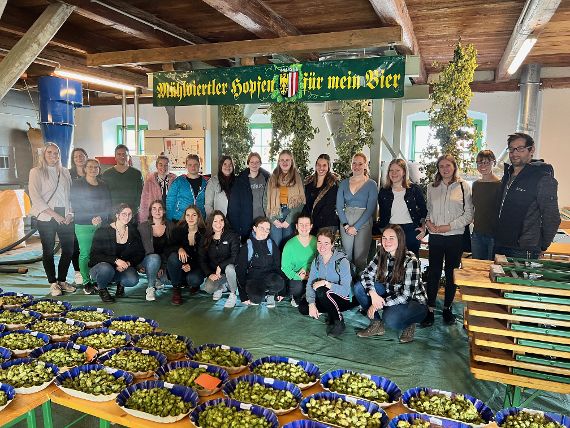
[116,125,148,154]
[249,123,276,170]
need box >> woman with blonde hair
[336,152,378,271]
[29,143,76,297]
[138,155,176,223]
[264,150,306,247]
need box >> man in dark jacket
[495,133,560,259]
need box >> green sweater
[101,166,143,215]
[281,236,317,280]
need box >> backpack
[246,239,273,268]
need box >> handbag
[459,182,472,253]
[31,171,61,229]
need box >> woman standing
[421,155,473,327]
[304,154,339,235]
[69,147,89,285]
[166,205,205,305]
[336,153,378,271]
[70,158,111,295]
[264,150,306,248]
[29,143,76,297]
[139,155,176,223]
[199,211,240,308]
[302,229,353,338]
[167,154,208,220]
[377,159,427,256]
[89,204,144,303]
[236,217,284,307]
[205,156,235,216]
[354,224,428,343]
[138,200,175,301]
[227,152,270,241]
[281,214,317,307]
[471,150,501,260]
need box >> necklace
[115,223,127,241]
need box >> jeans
[75,224,98,284]
[340,207,372,272]
[353,281,386,320]
[400,223,421,257]
[245,273,284,304]
[494,246,541,260]
[426,234,463,308]
[203,264,238,294]
[166,252,205,289]
[37,219,75,284]
[383,301,428,331]
[89,262,139,290]
[141,254,161,289]
[270,224,294,248]
[471,232,495,260]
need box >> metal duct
[322,101,345,148]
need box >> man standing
[102,145,143,220]
[495,133,560,259]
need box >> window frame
[116,124,149,154]
[249,123,275,170]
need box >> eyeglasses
[476,160,492,166]
[508,145,531,153]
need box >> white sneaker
[291,299,299,308]
[224,293,237,308]
[146,287,156,301]
[50,282,62,297]
[58,281,77,293]
[154,279,164,290]
[74,271,83,285]
[212,289,223,301]
[266,295,276,308]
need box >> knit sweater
[70,178,112,225]
[101,167,143,215]
[336,179,378,230]
[138,172,176,223]
[281,236,317,280]
[29,166,73,221]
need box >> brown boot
[172,288,182,305]
[399,323,416,343]
[357,319,385,338]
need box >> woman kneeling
[354,224,427,343]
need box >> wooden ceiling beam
[368,0,426,84]
[496,0,561,82]
[87,26,402,66]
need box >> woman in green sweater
[281,214,317,307]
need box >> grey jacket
[205,175,229,217]
[426,178,473,236]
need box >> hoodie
[305,249,352,304]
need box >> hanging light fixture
[507,35,538,75]
[53,69,137,91]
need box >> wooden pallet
[460,286,570,312]
[471,332,570,359]
[467,316,570,345]
[466,302,570,328]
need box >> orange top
[279,186,289,205]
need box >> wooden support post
[0,3,75,101]
[0,0,7,20]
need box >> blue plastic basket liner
[0,292,34,309]
[29,341,97,369]
[250,355,321,389]
[495,407,570,428]
[188,344,253,374]
[282,421,333,428]
[402,387,494,426]
[0,309,42,330]
[155,360,229,396]
[0,357,59,394]
[189,397,279,428]
[389,413,474,428]
[70,328,131,352]
[0,346,12,362]
[102,315,159,334]
[0,382,16,412]
[28,317,86,340]
[116,380,199,423]
[222,373,303,415]
[55,363,133,402]
[321,369,402,407]
[0,324,4,334]
[0,329,50,357]
[97,346,166,378]
[132,332,193,360]
[23,299,72,316]
[300,391,388,428]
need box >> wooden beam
[368,0,426,84]
[496,0,561,81]
[0,0,7,20]
[0,3,75,101]
[87,26,402,66]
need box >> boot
[115,284,125,298]
[399,324,416,343]
[172,288,182,305]
[357,319,385,338]
[328,320,346,337]
[443,307,456,325]
[420,311,434,328]
[99,288,115,303]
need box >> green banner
[153,56,405,106]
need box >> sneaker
[443,307,457,325]
[328,320,346,337]
[58,281,77,293]
[290,299,299,308]
[74,271,83,285]
[399,324,416,343]
[420,311,435,328]
[266,295,276,308]
[146,287,156,301]
[115,284,125,298]
[224,293,237,308]
[154,279,164,290]
[98,288,115,303]
[83,283,98,295]
[357,319,385,338]
[212,289,224,301]
[50,282,62,297]
[172,288,182,305]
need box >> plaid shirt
[360,251,427,307]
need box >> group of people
[28,131,560,340]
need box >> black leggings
[245,273,284,304]
[72,232,80,271]
[426,234,463,308]
[37,219,75,284]
[300,287,356,322]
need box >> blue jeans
[471,232,495,260]
[400,223,421,257]
[494,246,541,260]
[383,301,428,331]
[166,252,205,289]
[354,281,386,321]
[270,206,294,248]
[89,262,139,290]
[141,254,161,289]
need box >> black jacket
[377,184,427,229]
[236,236,281,286]
[169,223,203,266]
[89,224,145,267]
[496,161,560,251]
[137,220,176,268]
[199,230,240,276]
[70,178,112,225]
[304,180,339,234]
[227,168,270,239]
